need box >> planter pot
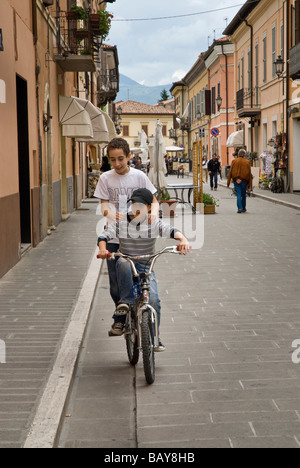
[75,29,89,39]
[204,204,216,214]
[67,11,76,20]
[161,200,178,217]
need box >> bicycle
[98,245,182,385]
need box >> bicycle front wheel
[126,313,139,366]
[141,309,155,385]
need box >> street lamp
[274,55,284,77]
[216,95,222,112]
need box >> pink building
[204,38,235,167]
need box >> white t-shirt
[94,167,157,243]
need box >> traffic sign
[211,128,219,136]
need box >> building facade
[204,38,235,167]
[224,0,300,192]
[116,100,176,151]
[0,0,119,278]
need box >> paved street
[57,182,300,448]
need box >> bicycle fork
[136,286,159,349]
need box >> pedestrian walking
[227,149,252,213]
[208,154,221,191]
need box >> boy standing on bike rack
[97,188,191,351]
[94,138,159,325]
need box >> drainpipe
[32,0,43,188]
[286,0,290,192]
[221,43,229,165]
[244,19,254,153]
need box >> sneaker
[109,322,125,337]
[155,340,166,353]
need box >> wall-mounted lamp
[216,95,222,112]
[274,55,284,78]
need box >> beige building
[115,100,176,151]
[0,0,119,278]
[224,0,300,192]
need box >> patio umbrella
[165,146,184,152]
[148,120,167,196]
[72,97,109,143]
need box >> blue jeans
[234,180,248,211]
[114,258,161,326]
[210,172,218,189]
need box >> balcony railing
[290,42,300,80]
[236,88,261,118]
[54,11,105,72]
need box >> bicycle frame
[107,246,180,350]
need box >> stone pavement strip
[0,202,102,448]
[57,185,300,449]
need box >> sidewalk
[0,202,101,448]
[58,186,300,448]
[178,172,300,211]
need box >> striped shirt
[98,216,179,258]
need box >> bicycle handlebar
[97,245,186,277]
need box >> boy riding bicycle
[98,188,191,351]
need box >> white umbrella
[148,120,167,193]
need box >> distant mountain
[116,74,172,105]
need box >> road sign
[211,128,219,137]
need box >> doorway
[16,75,31,247]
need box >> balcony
[290,42,300,80]
[53,11,106,73]
[236,88,261,118]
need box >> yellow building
[184,54,209,160]
[116,100,176,151]
[169,80,189,152]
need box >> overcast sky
[106,0,242,86]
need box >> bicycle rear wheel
[141,309,155,385]
[125,312,139,366]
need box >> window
[211,87,216,115]
[281,23,284,58]
[255,42,259,105]
[241,55,245,90]
[248,48,251,91]
[263,35,267,83]
[162,125,167,137]
[141,125,148,136]
[272,26,276,78]
[122,125,129,137]
[238,62,241,90]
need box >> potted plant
[160,189,178,218]
[68,4,88,21]
[97,9,113,39]
[202,192,218,214]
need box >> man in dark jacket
[208,154,221,191]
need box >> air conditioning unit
[43,0,54,6]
